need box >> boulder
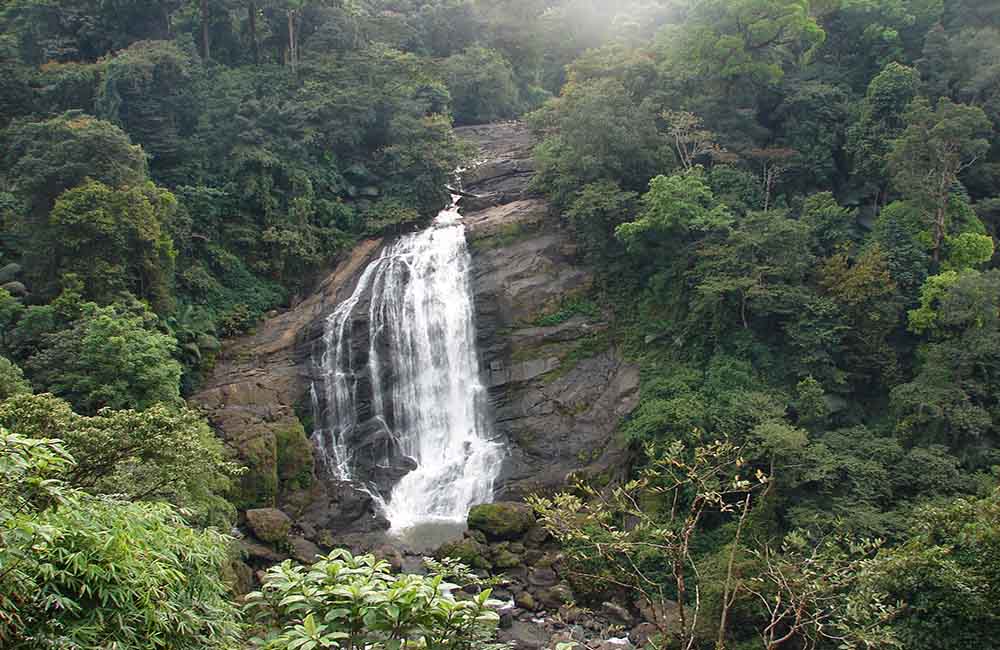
[629,623,660,648]
[0,263,21,284]
[245,508,292,544]
[514,591,537,611]
[289,536,321,564]
[436,536,491,571]
[238,538,288,565]
[524,525,550,547]
[536,583,574,610]
[498,620,551,650]
[601,601,635,627]
[527,566,558,588]
[492,544,523,569]
[2,281,27,297]
[228,559,255,595]
[635,599,681,633]
[373,544,405,572]
[284,479,389,541]
[468,502,535,541]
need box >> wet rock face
[459,125,641,501]
[190,237,387,534]
[454,122,535,210]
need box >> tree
[888,97,992,263]
[846,62,920,207]
[616,170,733,253]
[868,200,933,297]
[0,393,237,525]
[691,210,814,333]
[531,439,767,650]
[47,180,178,312]
[744,533,899,650]
[528,77,668,207]
[817,244,902,388]
[0,356,30,401]
[662,110,727,171]
[0,430,240,650]
[861,491,1000,650]
[664,0,826,95]
[564,180,637,265]
[24,298,182,414]
[96,39,199,184]
[892,269,1000,451]
[0,113,150,293]
[816,0,942,91]
[0,112,147,223]
[442,46,520,125]
[801,192,858,256]
[749,147,798,213]
[0,0,180,63]
[245,550,501,650]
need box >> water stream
[311,198,503,533]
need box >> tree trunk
[717,494,752,649]
[201,0,211,61]
[933,173,950,265]
[248,2,259,64]
[287,10,297,73]
[674,557,688,643]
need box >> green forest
[1,0,999,649]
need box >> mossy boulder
[246,507,292,544]
[468,502,535,541]
[436,536,492,570]
[275,419,314,492]
[492,542,523,569]
[230,415,313,509]
[235,430,278,509]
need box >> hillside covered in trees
[1,1,1000,649]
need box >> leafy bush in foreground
[245,550,501,650]
[0,429,241,650]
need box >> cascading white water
[311,198,504,532]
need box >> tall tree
[846,62,920,208]
[888,98,992,263]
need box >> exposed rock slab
[190,238,385,533]
[459,126,641,501]
[456,122,536,210]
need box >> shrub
[0,429,241,650]
[245,550,501,650]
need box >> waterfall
[311,198,504,532]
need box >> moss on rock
[437,537,492,570]
[235,430,278,509]
[245,507,292,544]
[468,502,535,541]
[275,419,314,492]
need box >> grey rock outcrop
[190,237,388,536]
[459,124,640,500]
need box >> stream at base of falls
[310,196,504,534]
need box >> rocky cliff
[190,122,639,565]
[458,122,639,500]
